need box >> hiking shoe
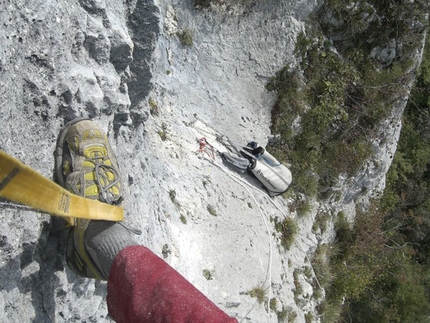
[54,118,122,206]
[54,118,135,280]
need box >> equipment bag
[220,151,250,173]
[249,149,292,197]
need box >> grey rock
[370,39,400,66]
[0,0,423,322]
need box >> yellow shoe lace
[82,145,122,205]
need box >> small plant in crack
[274,217,297,250]
[207,204,217,216]
[247,286,268,304]
[149,98,159,116]
[169,189,180,208]
[178,28,193,46]
[203,269,213,280]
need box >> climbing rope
[191,119,290,322]
[195,136,279,321]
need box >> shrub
[305,312,313,323]
[178,29,193,46]
[149,98,159,116]
[203,269,213,280]
[316,300,342,323]
[277,1,430,321]
[206,204,217,216]
[274,217,297,250]
[313,212,331,234]
[341,33,430,323]
[311,244,335,291]
[269,297,277,311]
[277,306,297,323]
[266,0,427,198]
[158,123,168,141]
[194,0,211,7]
[247,286,267,304]
[158,130,167,141]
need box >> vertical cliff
[0,0,426,322]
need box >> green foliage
[297,198,312,216]
[269,297,277,311]
[203,269,213,280]
[305,312,313,323]
[247,286,268,304]
[341,253,430,323]
[267,31,376,197]
[179,214,187,224]
[158,130,167,141]
[206,204,217,216]
[324,33,430,323]
[293,269,303,302]
[178,28,193,46]
[313,212,331,234]
[161,244,171,258]
[169,189,178,205]
[266,1,430,322]
[333,205,391,300]
[317,200,430,323]
[274,217,297,250]
[319,0,428,55]
[288,196,312,216]
[149,98,159,116]
[158,123,168,141]
[317,300,342,323]
[311,244,334,290]
[382,33,430,263]
[194,0,211,7]
[277,306,297,323]
[266,0,427,198]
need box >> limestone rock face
[0,0,407,322]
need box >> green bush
[266,0,427,198]
[277,306,297,323]
[270,1,430,322]
[274,217,297,250]
[266,31,376,197]
[311,244,334,291]
[247,286,267,304]
[178,29,193,46]
[194,0,211,7]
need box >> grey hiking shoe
[54,118,137,280]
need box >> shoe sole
[54,117,91,187]
[54,118,106,280]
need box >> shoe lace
[91,155,123,205]
[87,152,143,236]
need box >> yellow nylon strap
[0,150,124,224]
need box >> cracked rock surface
[0,0,401,322]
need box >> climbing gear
[220,151,251,173]
[221,140,292,197]
[191,118,292,196]
[247,141,258,149]
[196,137,215,160]
[0,150,124,222]
[188,117,288,317]
[55,118,125,280]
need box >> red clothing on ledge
[107,245,238,323]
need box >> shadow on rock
[0,216,68,322]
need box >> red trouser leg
[107,245,238,323]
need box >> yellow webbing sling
[0,150,124,224]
